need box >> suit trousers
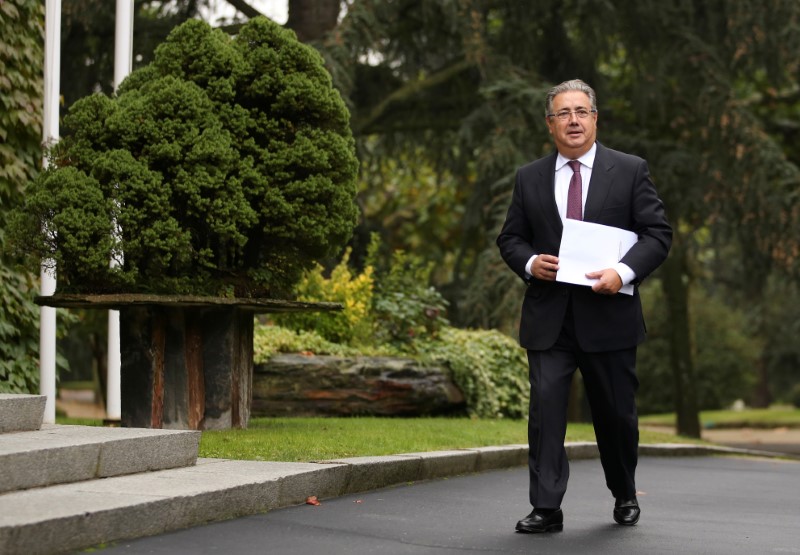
[526,297,639,509]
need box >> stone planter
[36,294,340,430]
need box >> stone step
[0,458,350,555]
[0,446,531,555]
[0,394,46,433]
[0,424,200,494]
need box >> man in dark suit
[496,79,672,533]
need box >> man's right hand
[530,254,560,281]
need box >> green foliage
[254,321,528,419]
[356,148,466,283]
[275,234,449,349]
[59,1,203,112]
[0,0,43,203]
[253,323,389,363]
[0,266,40,393]
[0,0,44,393]
[418,328,529,419]
[9,17,358,298]
[637,281,762,414]
[319,1,800,426]
[759,277,800,404]
[260,237,520,418]
[366,234,449,348]
[273,249,375,345]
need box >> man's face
[546,90,598,159]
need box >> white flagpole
[106,0,134,423]
[40,0,62,424]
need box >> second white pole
[106,0,134,422]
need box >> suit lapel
[584,143,614,223]
[537,152,563,235]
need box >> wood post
[119,306,253,430]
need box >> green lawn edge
[54,416,709,463]
[197,417,707,462]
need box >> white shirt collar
[555,142,597,171]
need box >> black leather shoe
[613,498,640,526]
[515,509,564,533]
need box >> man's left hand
[586,269,622,295]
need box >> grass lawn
[55,415,705,462]
[197,417,702,462]
[639,407,800,429]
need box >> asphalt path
[99,456,800,555]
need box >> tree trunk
[119,305,253,430]
[742,273,772,408]
[286,0,340,42]
[660,236,701,438]
[750,356,772,408]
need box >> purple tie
[567,160,582,220]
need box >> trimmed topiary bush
[10,17,358,297]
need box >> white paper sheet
[556,219,638,295]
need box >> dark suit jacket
[497,142,672,353]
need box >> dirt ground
[642,424,800,456]
[56,395,106,420]
[700,426,800,456]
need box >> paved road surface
[100,456,800,554]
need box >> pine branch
[738,85,800,108]
[354,59,475,134]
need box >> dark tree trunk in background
[750,357,772,408]
[286,0,340,42]
[660,237,701,438]
[739,259,772,408]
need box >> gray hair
[545,79,597,116]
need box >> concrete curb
[638,442,800,460]
[0,441,794,555]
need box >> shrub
[0,266,40,393]
[1,1,45,393]
[275,234,449,349]
[366,235,449,348]
[253,324,366,362]
[419,328,529,419]
[9,17,358,298]
[262,235,523,418]
[273,249,375,345]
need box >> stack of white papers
[556,219,638,295]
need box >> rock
[252,355,466,416]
